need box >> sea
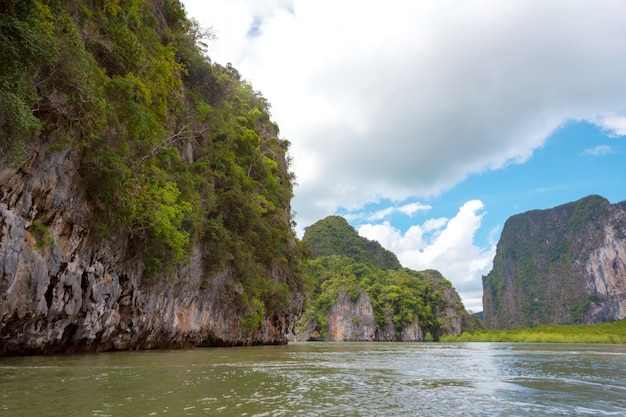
[1,342,625,416]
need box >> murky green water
[1,342,625,416]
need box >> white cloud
[182,0,294,64]
[358,200,496,312]
[398,202,432,216]
[342,201,431,225]
[582,145,617,156]
[596,114,626,137]
[423,217,448,233]
[365,207,396,222]
[182,0,626,232]
[357,221,405,249]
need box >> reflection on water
[1,342,625,416]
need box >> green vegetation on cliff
[300,216,477,340]
[0,0,303,325]
[303,216,401,269]
[483,195,623,329]
[302,255,455,340]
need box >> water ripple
[1,343,625,416]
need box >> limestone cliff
[294,217,480,341]
[326,290,377,342]
[483,195,626,329]
[0,140,303,355]
[0,0,304,354]
[292,284,473,342]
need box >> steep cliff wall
[325,289,426,342]
[0,0,304,354]
[326,290,377,341]
[0,142,302,355]
[483,195,626,329]
[290,288,424,342]
[293,281,474,342]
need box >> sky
[181,0,626,312]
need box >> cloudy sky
[182,0,626,312]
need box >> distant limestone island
[296,194,626,342]
[291,216,480,342]
[482,195,626,329]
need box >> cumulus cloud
[183,0,626,229]
[357,200,496,312]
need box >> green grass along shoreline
[440,319,626,343]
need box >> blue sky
[348,120,624,250]
[341,121,624,311]
[182,0,626,311]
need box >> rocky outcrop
[483,195,626,329]
[290,290,377,342]
[0,143,302,355]
[293,282,476,342]
[582,210,626,321]
[292,289,425,342]
[440,287,475,335]
[327,290,376,341]
[374,311,424,342]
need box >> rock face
[0,1,305,355]
[291,290,422,342]
[293,283,473,342]
[374,311,424,342]
[483,195,626,329]
[327,290,376,342]
[0,145,302,355]
[440,287,476,335]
